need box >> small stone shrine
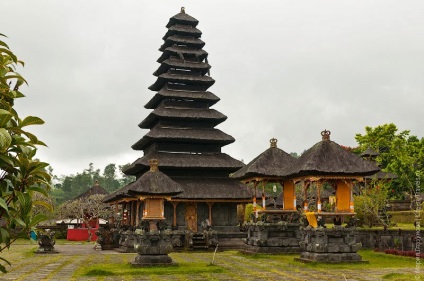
[231,139,301,253]
[130,159,183,266]
[285,130,379,263]
[35,230,58,254]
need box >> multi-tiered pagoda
[106,8,250,235]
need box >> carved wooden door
[185,203,197,232]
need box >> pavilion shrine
[103,8,251,248]
[231,138,301,253]
[285,130,380,263]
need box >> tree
[0,34,51,272]
[57,194,111,239]
[354,180,391,227]
[103,163,119,192]
[118,163,135,186]
[355,123,424,199]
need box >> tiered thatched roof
[110,8,249,203]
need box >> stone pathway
[0,243,421,280]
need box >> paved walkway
[0,243,421,280]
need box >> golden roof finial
[149,159,159,172]
[321,129,331,141]
[181,7,185,14]
[270,138,278,148]
[94,180,99,186]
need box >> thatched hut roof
[127,159,183,196]
[365,170,398,180]
[166,8,199,28]
[102,182,135,203]
[231,138,296,180]
[74,181,109,200]
[285,130,380,178]
[360,147,379,158]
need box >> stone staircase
[191,233,209,250]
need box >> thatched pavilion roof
[73,181,109,200]
[127,159,183,196]
[231,138,296,180]
[285,130,380,178]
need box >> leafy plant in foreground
[0,34,52,272]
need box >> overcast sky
[2,1,423,177]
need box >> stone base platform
[131,255,177,267]
[242,245,300,254]
[295,252,368,263]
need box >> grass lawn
[1,240,423,280]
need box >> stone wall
[357,229,418,251]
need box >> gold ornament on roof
[149,159,159,172]
[270,138,278,148]
[321,130,331,141]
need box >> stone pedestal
[296,226,366,263]
[95,227,117,250]
[242,221,301,254]
[117,228,136,253]
[131,230,176,267]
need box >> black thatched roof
[124,151,244,176]
[153,59,210,76]
[166,8,199,28]
[139,106,226,129]
[163,25,202,40]
[102,182,135,203]
[285,130,380,178]
[145,87,219,109]
[127,159,183,196]
[365,170,398,180]
[360,147,379,158]
[173,177,250,199]
[159,36,205,52]
[149,72,214,91]
[231,138,296,180]
[74,181,109,200]
[116,8,248,207]
[132,127,235,150]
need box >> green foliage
[0,34,51,272]
[52,162,135,204]
[354,180,390,227]
[355,123,424,199]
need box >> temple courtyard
[0,240,420,281]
